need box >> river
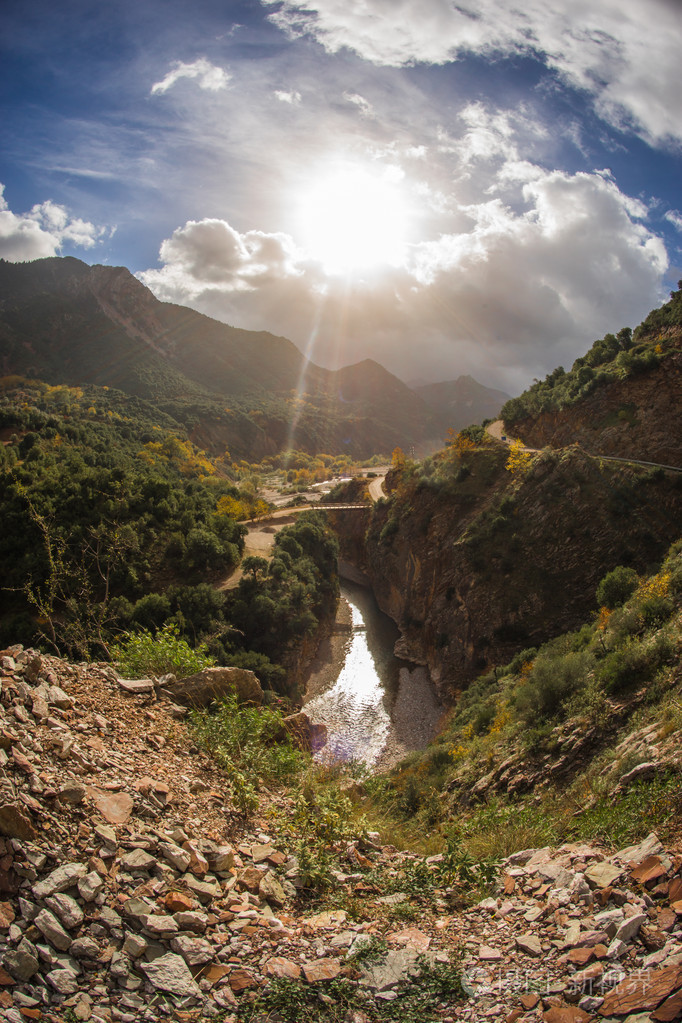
[302,580,443,771]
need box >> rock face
[507,350,682,467]
[280,712,328,753]
[159,666,264,707]
[348,445,682,699]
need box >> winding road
[486,420,682,474]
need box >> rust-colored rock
[543,1007,591,1023]
[264,957,301,980]
[164,892,194,913]
[302,958,342,983]
[228,968,259,992]
[599,964,682,1016]
[0,902,15,929]
[630,855,668,886]
[652,988,682,1022]
[88,788,134,825]
[0,803,38,841]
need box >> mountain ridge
[0,256,507,459]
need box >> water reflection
[303,581,442,768]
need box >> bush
[190,693,307,786]
[111,623,214,678]
[596,565,639,609]
[515,650,593,722]
[597,633,676,694]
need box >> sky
[1,0,681,393]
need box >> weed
[190,693,308,817]
[440,828,499,898]
[238,958,464,1023]
[111,622,214,678]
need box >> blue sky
[1,0,681,392]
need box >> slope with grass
[368,537,682,859]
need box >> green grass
[237,956,464,1023]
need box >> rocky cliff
[508,352,682,467]
[338,444,682,700]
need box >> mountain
[414,375,511,431]
[0,257,440,458]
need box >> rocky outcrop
[158,666,264,708]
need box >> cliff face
[509,352,682,467]
[338,446,682,700]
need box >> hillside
[0,258,441,459]
[0,276,682,1021]
[0,643,680,1023]
[500,283,682,464]
[333,440,682,700]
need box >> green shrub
[190,693,307,786]
[596,565,639,609]
[515,650,593,721]
[597,633,676,693]
[111,623,214,678]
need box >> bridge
[250,502,370,525]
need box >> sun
[297,165,410,274]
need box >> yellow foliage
[449,744,468,762]
[446,428,476,454]
[488,701,511,735]
[597,606,612,632]
[216,495,245,519]
[391,446,406,469]
[505,440,532,475]
[637,572,671,601]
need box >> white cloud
[138,160,667,390]
[151,59,231,96]
[664,210,682,233]
[274,90,302,104]
[138,218,305,297]
[343,92,374,118]
[263,0,682,146]
[0,185,102,262]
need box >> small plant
[111,622,214,678]
[440,828,499,897]
[347,934,389,966]
[294,840,334,896]
[191,694,308,785]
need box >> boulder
[160,666,263,708]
